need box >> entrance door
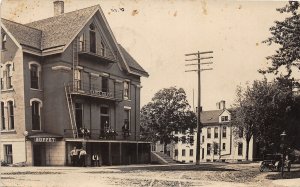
[33,144,45,166]
[202,148,204,159]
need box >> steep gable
[26,5,99,50]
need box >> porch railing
[67,81,123,101]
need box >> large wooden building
[0,1,150,166]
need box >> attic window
[2,34,7,50]
[89,24,96,53]
[79,34,85,51]
[100,41,105,56]
[221,116,228,122]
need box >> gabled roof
[118,45,149,77]
[200,109,224,124]
[1,19,42,50]
[1,5,148,77]
[26,5,99,50]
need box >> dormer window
[221,116,228,122]
[2,34,6,50]
[89,24,96,53]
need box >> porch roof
[64,138,151,144]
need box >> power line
[185,50,214,165]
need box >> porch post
[108,142,112,166]
[119,143,122,165]
[136,143,139,164]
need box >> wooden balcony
[66,81,123,102]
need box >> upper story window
[221,116,229,122]
[6,64,12,89]
[79,33,85,51]
[2,34,7,50]
[74,68,82,90]
[7,101,14,130]
[123,81,130,99]
[222,126,227,138]
[214,127,218,138]
[31,101,41,130]
[89,24,96,53]
[30,64,40,89]
[1,102,5,130]
[207,128,211,138]
[102,77,108,92]
[100,41,105,56]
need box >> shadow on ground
[116,164,237,172]
[265,171,300,180]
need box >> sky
[0,0,292,110]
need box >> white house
[199,100,255,162]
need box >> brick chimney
[216,100,226,110]
[53,0,64,16]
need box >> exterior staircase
[151,152,177,164]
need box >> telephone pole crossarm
[184,50,214,165]
[185,51,213,56]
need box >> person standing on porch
[79,149,87,167]
[70,147,78,166]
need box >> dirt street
[1,163,300,187]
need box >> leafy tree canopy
[232,79,300,156]
[261,1,300,79]
[140,87,197,144]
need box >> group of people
[70,147,87,167]
[79,127,91,139]
[70,146,102,167]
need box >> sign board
[34,137,57,143]
[90,90,113,97]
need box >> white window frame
[7,99,14,130]
[123,80,130,100]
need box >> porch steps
[151,152,177,164]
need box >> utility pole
[185,51,213,165]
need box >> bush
[1,160,8,166]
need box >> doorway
[33,144,46,166]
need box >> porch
[65,139,151,166]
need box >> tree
[232,79,295,159]
[260,1,300,79]
[140,87,197,151]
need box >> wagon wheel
[259,165,266,172]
